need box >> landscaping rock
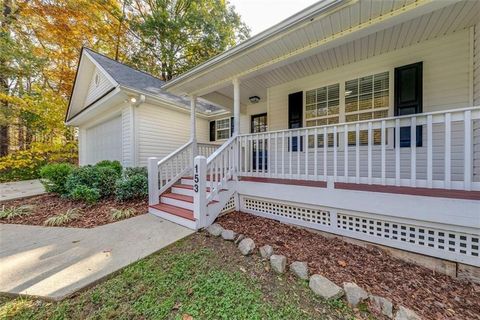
[369,295,393,319]
[221,229,236,241]
[238,238,255,255]
[343,282,368,307]
[206,223,223,237]
[234,234,245,244]
[309,275,344,300]
[290,261,309,280]
[259,245,273,259]
[270,255,287,273]
[394,306,421,320]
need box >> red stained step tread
[162,192,193,203]
[173,184,211,192]
[150,203,195,221]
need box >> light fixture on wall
[130,97,137,103]
[249,96,260,104]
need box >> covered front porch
[173,0,480,194]
[149,0,480,267]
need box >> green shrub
[0,142,77,182]
[65,165,119,199]
[95,166,120,197]
[123,166,147,178]
[95,160,122,176]
[39,163,74,195]
[115,173,148,201]
[69,185,100,204]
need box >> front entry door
[394,62,423,147]
[251,113,268,171]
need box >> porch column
[190,95,198,158]
[233,78,240,135]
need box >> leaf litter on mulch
[0,194,147,228]
[217,211,480,320]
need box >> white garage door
[85,116,122,165]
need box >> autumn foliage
[0,0,249,181]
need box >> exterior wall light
[249,96,260,104]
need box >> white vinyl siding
[136,103,209,166]
[84,116,122,165]
[268,30,472,131]
[85,70,114,107]
[121,106,134,167]
[265,30,475,184]
[473,24,480,182]
[475,24,480,106]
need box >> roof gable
[66,48,117,122]
[66,48,228,123]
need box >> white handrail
[205,136,238,202]
[207,135,237,163]
[157,140,192,166]
[238,106,480,137]
[237,107,480,191]
[148,140,194,205]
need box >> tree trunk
[0,0,13,157]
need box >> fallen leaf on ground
[337,260,347,267]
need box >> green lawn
[0,233,362,320]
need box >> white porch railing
[198,142,221,158]
[193,136,238,227]
[237,107,480,191]
[148,141,220,205]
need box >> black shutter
[394,62,423,147]
[209,121,216,142]
[288,91,303,151]
[230,117,234,136]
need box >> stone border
[208,223,423,320]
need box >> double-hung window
[216,118,231,140]
[305,83,340,147]
[345,71,389,145]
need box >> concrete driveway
[0,214,194,301]
[0,179,45,202]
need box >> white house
[66,48,229,167]
[144,0,480,277]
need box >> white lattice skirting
[221,195,236,213]
[240,195,479,267]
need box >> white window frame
[215,117,231,141]
[302,68,395,150]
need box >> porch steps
[149,177,221,230]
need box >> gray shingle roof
[84,48,223,113]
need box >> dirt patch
[217,211,480,320]
[0,194,147,228]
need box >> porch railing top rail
[238,106,480,137]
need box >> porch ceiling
[210,0,479,106]
[163,0,479,107]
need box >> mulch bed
[217,211,480,320]
[0,194,147,228]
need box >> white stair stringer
[205,180,237,226]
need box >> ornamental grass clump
[44,208,82,226]
[0,205,34,219]
[110,208,136,221]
